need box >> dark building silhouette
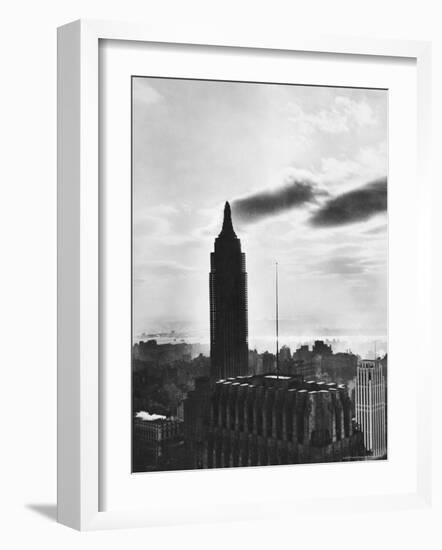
[294,360,317,380]
[262,351,276,373]
[185,374,366,469]
[132,416,184,472]
[293,344,312,362]
[312,340,333,356]
[182,207,371,470]
[210,202,248,380]
[183,377,212,468]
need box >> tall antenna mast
[276,261,279,379]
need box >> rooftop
[215,373,346,393]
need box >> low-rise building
[132,416,184,472]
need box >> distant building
[312,340,333,356]
[185,373,365,468]
[256,354,264,375]
[278,345,293,374]
[293,360,317,381]
[262,351,276,373]
[320,352,358,385]
[355,359,387,459]
[293,344,313,362]
[133,339,194,366]
[210,202,249,380]
[248,349,259,375]
[279,345,291,362]
[176,401,185,421]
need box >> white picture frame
[57,19,432,531]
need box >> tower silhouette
[209,202,248,380]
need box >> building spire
[219,201,237,238]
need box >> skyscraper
[355,359,387,458]
[209,202,248,380]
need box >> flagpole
[276,261,279,379]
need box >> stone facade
[356,359,387,459]
[132,417,184,472]
[185,374,365,469]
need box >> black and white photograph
[131,76,388,473]
[3,0,439,543]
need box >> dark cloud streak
[309,177,387,227]
[232,178,324,224]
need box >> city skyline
[133,77,388,350]
[132,76,388,472]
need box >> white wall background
[0,0,440,548]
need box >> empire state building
[209,202,249,380]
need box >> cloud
[288,96,377,136]
[306,253,386,283]
[133,79,163,106]
[232,174,327,224]
[133,205,201,249]
[289,102,348,134]
[309,178,387,227]
[319,143,388,192]
[334,96,377,127]
[313,256,368,276]
[134,260,196,284]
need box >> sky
[132,77,388,353]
